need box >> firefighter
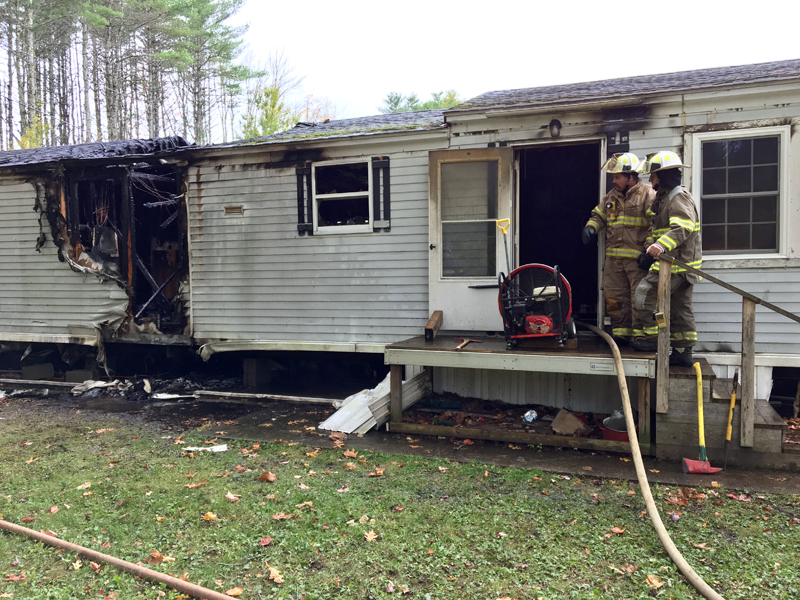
[582,153,655,345]
[632,151,701,367]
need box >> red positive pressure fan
[498,263,576,349]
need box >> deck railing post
[655,257,671,413]
[740,298,756,447]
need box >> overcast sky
[229,0,800,121]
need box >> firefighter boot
[632,337,657,352]
[669,347,694,367]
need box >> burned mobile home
[2,58,800,466]
[0,137,191,363]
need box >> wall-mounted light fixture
[549,119,562,138]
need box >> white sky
[229,0,800,121]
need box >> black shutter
[296,165,312,235]
[372,156,390,232]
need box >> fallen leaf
[582,466,592,471]
[225,588,243,597]
[76,482,91,490]
[83,491,93,496]
[272,512,292,520]
[620,457,631,462]
[387,581,395,593]
[179,573,190,582]
[337,486,349,493]
[409,445,421,448]
[711,481,720,487]
[185,481,207,489]
[49,506,58,514]
[90,561,101,573]
[234,465,247,472]
[343,449,358,458]
[155,515,165,521]
[259,423,273,427]
[610,526,625,534]
[268,566,284,584]
[508,444,521,450]
[21,516,35,523]
[365,530,378,542]
[649,469,660,473]
[693,542,712,550]
[727,493,751,502]
[202,512,218,521]
[225,492,242,503]
[344,462,356,470]
[645,574,665,589]
[462,439,474,445]
[298,483,309,490]
[259,537,272,546]
[497,531,507,538]
[264,494,276,500]
[71,559,82,570]
[627,490,636,496]
[369,468,385,477]
[438,466,448,472]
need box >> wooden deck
[384,335,656,455]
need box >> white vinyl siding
[0,180,128,342]
[187,153,431,344]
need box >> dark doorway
[518,143,601,322]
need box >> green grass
[1,409,799,599]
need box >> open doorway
[517,143,601,323]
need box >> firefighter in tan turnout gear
[582,153,655,345]
[633,151,702,367]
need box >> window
[296,158,390,235]
[694,127,788,255]
[312,160,372,233]
[440,160,498,277]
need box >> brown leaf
[202,512,218,521]
[272,512,293,520]
[268,566,284,584]
[21,516,35,523]
[179,572,190,582]
[693,542,712,550]
[582,466,592,471]
[184,481,207,489]
[76,482,91,490]
[610,526,625,534]
[90,561,101,573]
[49,506,59,514]
[344,462,356,470]
[259,471,277,483]
[364,530,378,542]
[343,449,358,458]
[259,537,272,546]
[225,588,243,597]
[225,491,241,503]
[234,465,247,472]
[438,466,448,472]
[497,531,507,538]
[645,574,665,589]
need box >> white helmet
[636,151,689,174]
[601,152,640,174]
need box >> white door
[429,148,513,331]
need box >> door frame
[509,136,607,328]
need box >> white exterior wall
[187,134,448,346]
[0,179,128,345]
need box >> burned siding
[0,179,128,343]
[187,150,432,345]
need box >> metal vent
[224,205,244,216]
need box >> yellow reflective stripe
[658,234,677,251]
[670,331,698,341]
[592,207,607,221]
[633,329,644,337]
[585,221,598,231]
[642,326,659,336]
[606,248,642,258]
[653,227,670,236]
[613,328,635,337]
[610,216,649,226]
[645,209,655,218]
[669,216,696,232]
[650,259,703,274]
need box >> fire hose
[578,321,724,600]
[0,519,235,600]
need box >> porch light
[549,119,562,138]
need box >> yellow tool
[496,219,511,274]
[682,362,722,474]
[724,371,738,469]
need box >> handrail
[662,255,800,325]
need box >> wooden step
[668,357,715,404]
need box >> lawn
[0,405,798,599]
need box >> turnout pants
[602,257,647,340]
[634,271,697,348]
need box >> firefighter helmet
[600,152,640,174]
[636,151,689,174]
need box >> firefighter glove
[637,251,655,271]
[582,226,597,246]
